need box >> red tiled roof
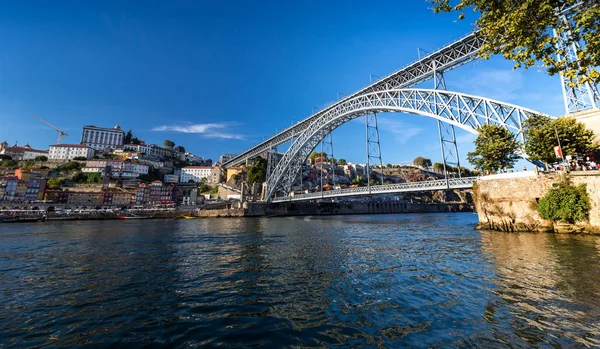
[6,146,48,153]
[50,144,91,148]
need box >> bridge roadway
[271,177,477,203]
[223,32,484,168]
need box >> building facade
[81,125,125,151]
[48,144,94,160]
[180,166,221,184]
[0,142,48,161]
[136,181,175,205]
[163,174,179,183]
[123,143,176,159]
[82,160,149,178]
[219,153,237,165]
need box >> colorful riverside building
[43,190,136,206]
[136,181,176,205]
[0,173,47,202]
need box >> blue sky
[0,0,566,167]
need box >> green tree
[352,176,365,186]
[72,172,87,182]
[247,157,267,185]
[524,115,596,166]
[131,137,141,145]
[467,124,520,173]
[1,159,18,168]
[86,173,102,183]
[47,178,64,189]
[0,154,12,161]
[538,180,590,223]
[338,158,347,165]
[164,139,175,149]
[430,0,600,87]
[412,156,432,168]
[34,155,48,162]
[73,156,88,161]
[309,152,328,164]
[433,162,445,173]
[124,130,133,144]
[59,161,82,173]
[175,145,185,153]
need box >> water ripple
[1,214,600,347]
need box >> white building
[81,125,125,151]
[83,160,149,178]
[49,144,94,160]
[163,174,179,183]
[0,141,48,160]
[123,143,177,159]
[181,166,222,184]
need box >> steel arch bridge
[264,88,545,201]
[272,177,477,203]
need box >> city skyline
[0,0,566,166]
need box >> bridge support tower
[433,62,461,187]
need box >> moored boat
[0,214,46,223]
[116,214,149,220]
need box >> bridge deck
[272,177,477,203]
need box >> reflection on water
[0,214,599,347]
[480,232,600,347]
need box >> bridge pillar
[433,62,461,186]
[365,112,384,192]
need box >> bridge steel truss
[222,32,485,168]
[272,177,477,203]
[265,88,546,202]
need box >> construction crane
[32,114,68,144]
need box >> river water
[1,213,600,348]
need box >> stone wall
[573,109,600,145]
[474,171,600,232]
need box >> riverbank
[196,201,473,218]
[473,171,600,233]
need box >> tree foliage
[72,172,101,183]
[467,124,520,173]
[124,130,133,144]
[538,180,590,223]
[1,159,18,167]
[413,156,432,168]
[338,158,347,165]
[309,152,328,164]
[247,157,267,185]
[524,114,597,164]
[47,178,65,189]
[433,162,445,172]
[164,140,175,149]
[34,155,48,162]
[58,161,82,173]
[430,0,600,87]
[175,145,185,153]
[72,172,86,182]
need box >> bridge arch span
[265,88,547,201]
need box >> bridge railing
[272,177,477,203]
